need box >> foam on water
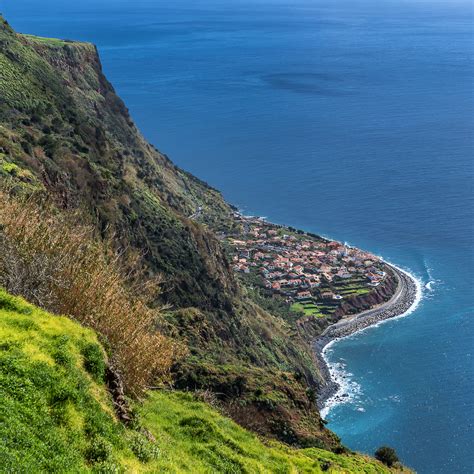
[321,262,424,419]
[320,350,362,419]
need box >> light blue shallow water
[3,0,473,472]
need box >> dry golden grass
[0,189,183,396]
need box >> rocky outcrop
[105,363,132,425]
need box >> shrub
[81,342,106,382]
[375,446,399,467]
[52,347,73,368]
[127,431,160,462]
[0,190,183,396]
[86,437,113,463]
[91,460,123,473]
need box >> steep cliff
[0,16,337,448]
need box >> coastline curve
[315,264,423,417]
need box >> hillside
[0,15,340,447]
[0,288,408,473]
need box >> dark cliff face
[0,17,340,449]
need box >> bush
[127,431,160,462]
[81,342,106,382]
[86,437,113,463]
[91,460,123,473]
[375,446,399,467]
[0,190,183,396]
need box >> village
[225,214,388,318]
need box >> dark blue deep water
[3,0,473,472]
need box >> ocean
[3,0,473,472]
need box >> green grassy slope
[0,288,157,472]
[0,288,407,473]
[138,391,403,473]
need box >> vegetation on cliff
[138,390,404,473]
[0,190,181,397]
[0,14,336,447]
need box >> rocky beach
[315,265,420,411]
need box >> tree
[375,446,399,467]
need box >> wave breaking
[316,263,423,417]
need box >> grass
[0,288,410,473]
[137,390,400,473]
[339,288,370,296]
[286,274,376,318]
[0,288,147,471]
[20,34,82,47]
[291,302,323,317]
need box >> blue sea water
[3,0,473,472]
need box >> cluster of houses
[228,215,387,304]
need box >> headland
[215,212,421,414]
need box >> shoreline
[314,264,421,413]
[231,211,423,416]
